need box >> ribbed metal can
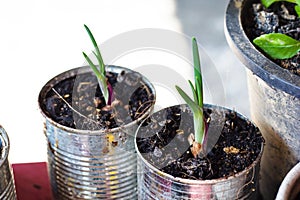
[0,126,17,200]
[135,104,264,200]
[38,65,156,199]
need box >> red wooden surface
[12,162,53,200]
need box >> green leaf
[192,38,201,70]
[84,24,105,75]
[295,4,300,16]
[175,37,206,150]
[188,80,198,104]
[175,86,201,115]
[253,33,300,59]
[261,0,275,8]
[83,52,108,103]
[176,85,204,144]
[193,113,205,144]
[192,37,204,109]
[192,38,201,88]
[262,0,296,8]
[195,76,203,108]
[294,0,300,17]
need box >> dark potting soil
[136,105,264,180]
[41,70,155,130]
[243,1,300,75]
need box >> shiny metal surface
[0,126,17,200]
[39,65,156,199]
[136,104,264,200]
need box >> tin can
[39,65,156,199]
[135,104,264,200]
[0,126,17,200]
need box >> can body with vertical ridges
[39,65,156,199]
[0,126,17,200]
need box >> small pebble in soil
[223,146,240,154]
[254,10,279,33]
[153,147,163,158]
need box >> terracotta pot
[38,65,156,199]
[135,104,264,200]
[225,0,300,199]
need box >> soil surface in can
[136,105,264,180]
[243,1,300,75]
[41,70,155,130]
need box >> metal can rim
[135,103,264,185]
[38,65,156,135]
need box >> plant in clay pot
[0,125,17,199]
[38,25,156,199]
[225,0,300,198]
[135,38,265,199]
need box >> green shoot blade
[195,76,203,108]
[188,80,198,104]
[175,86,201,116]
[192,37,204,108]
[92,51,99,64]
[192,37,201,84]
[193,112,205,144]
[176,86,204,144]
[84,24,105,74]
[83,52,108,103]
[176,37,206,153]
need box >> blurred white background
[0,0,249,163]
